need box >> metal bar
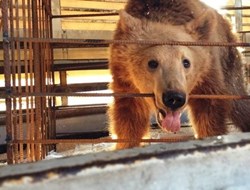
[48,0,56,154]
[11,136,194,145]
[8,37,250,47]
[40,0,48,157]
[22,0,31,163]
[59,7,117,13]
[2,0,14,164]
[11,0,19,164]
[5,38,250,48]
[238,31,250,33]
[43,0,49,156]
[4,92,250,99]
[221,6,250,10]
[38,0,45,159]
[15,0,24,163]
[42,0,52,17]
[32,0,42,161]
[52,12,118,19]
[1,92,250,101]
[48,0,53,155]
[27,0,35,162]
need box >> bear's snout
[162,90,186,110]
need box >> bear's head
[114,10,217,132]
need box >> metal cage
[1,0,250,165]
[2,0,55,164]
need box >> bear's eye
[148,60,159,70]
[182,59,191,69]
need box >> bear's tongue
[161,111,181,132]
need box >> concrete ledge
[1,133,250,190]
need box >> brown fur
[108,0,250,149]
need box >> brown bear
[108,0,250,150]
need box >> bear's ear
[119,10,142,32]
[185,10,216,40]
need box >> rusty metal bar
[221,6,250,10]
[40,0,47,157]
[10,0,19,164]
[52,12,118,19]
[42,0,52,17]
[27,0,35,162]
[37,0,43,159]
[1,92,250,100]
[42,0,47,157]
[12,135,195,145]
[39,0,49,158]
[238,31,250,33]
[189,94,250,100]
[22,0,31,163]
[15,0,25,163]
[2,0,14,164]
[47,0,57,154]
[8,37,250,47]
[32,0,43,161]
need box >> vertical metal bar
[32,0,42,161]
[42,0,47,159]
[27,0,35,162]
[44,0,51,156]
[2,0,14,164]
[10,0,19,164]
[39,0,46,158]
[22,0,31,162]
[50,0,60,153]
[43,0,48,155]
[15,0,24,163]
[49,0,57,153]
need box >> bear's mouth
[156,109,181,133]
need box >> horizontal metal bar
[2,37,250,49]
[238,30,250,33]
[1,92,250,100]
[0,92,154,99]
[52,12,118,19]
[0,83,108,96]
[11,135,194,144]
[0,41,109,49]
[59,7,117,13]
[221,6,250,10]
[8,37,250,47]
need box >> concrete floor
[0,132,250,190]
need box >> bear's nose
[162,90,186,110]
